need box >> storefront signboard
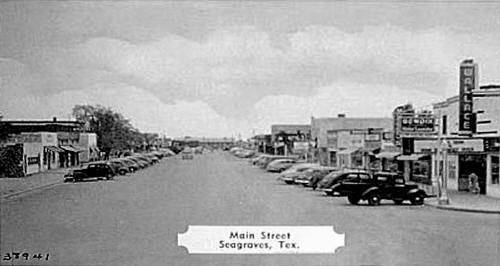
[399,113,436,137]
[293,142,309,152]
[414,139,484,153]
[458,60,478,133]
[27,156,40,165]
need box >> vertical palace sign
[459,59,478,134]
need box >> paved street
[1,152,499,266]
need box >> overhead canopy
[328,148,338,152]
[44,146,64,153]
[337,147,361,155]
[59,145,82,153]
[397,154,430,161]
[71,145,86,152]
[376,151,401,159]
[90,146,100,153]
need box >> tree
[72,105,144,156]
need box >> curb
[1,180,62,200]
[424,202,500,214]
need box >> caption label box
[178,226,344,254]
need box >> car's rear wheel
[119,169,127,175]
[410,193,424,205]
[106,173,114,180]
[348,195,360,205]
[284,180,294,185]
[367,192,381,206]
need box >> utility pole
[436,111,450,205]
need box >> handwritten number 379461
[3,252,50,261]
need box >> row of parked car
[63,149,175,182]
[231,149,433,206]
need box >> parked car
[309,167,339,190]
[109,159,130,175]
[250,154,265,165]
[144,153,159,163]
[194,146,203,154]
[133,155,154,165]
[330,172,433,206]
[317,170,368,196]
[64,161,116,182]
[278,163,319,184]
[294,166,337,187]
[127,157,149,169]
[235,149,255,158]
[266,158,297,172]
[120,158,140,172]
[181,148,194,160]
[259,156,298,169]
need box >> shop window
[442,115,447,135]
[329,151,337,167]
[448,158,457,179]
[352,152,363,168]
[411,160,431,185]
[43,150,48,165]
[492,156,499,185]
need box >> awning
[71,145,86,152]
[44,146,64,153]
[376,151,401,159]
[397,154,430,161]
[337,148,361,155]
[59,145,82,153]
[90,146,100,153]
[328,148,338,152]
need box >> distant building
[0,119,98,177]
[270,124,311,156]
[0,118,83,134]
[311,114,393,166]
[252,134,272,154]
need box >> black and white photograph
[1,1,499,265]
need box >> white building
[433,85,500,198]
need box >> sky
[1,1,499,138]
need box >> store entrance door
[459,154,487,194]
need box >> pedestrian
[468,172,479,194]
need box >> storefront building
[78,133,99,163]
[270,124,311,156]
[57,132,86,167]
[0,132,61,177]
[433,86,500,198]
[311,114,393,166]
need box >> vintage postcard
[1,1,499,266]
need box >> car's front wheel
[367,192,381,206]
[106,173,114,180]
[348,195,360,205]
[410,193,424,205]
[119,169,127,175]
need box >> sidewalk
[0,167,73,200]
[425,190,500,214]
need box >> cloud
[2,23,500,136]
[252,81,441,129]
[63,25,499,115]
